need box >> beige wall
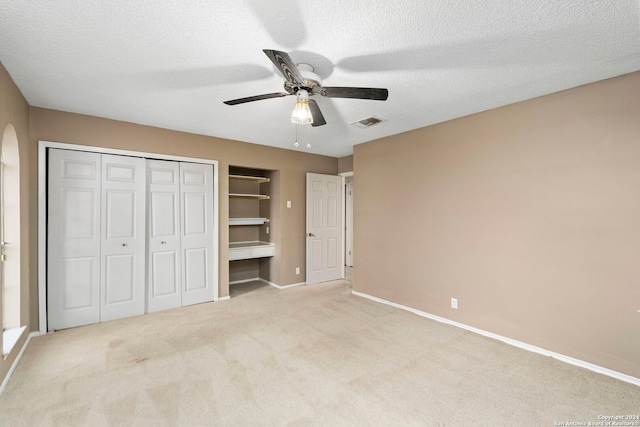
[354,72,640,378]
[0,62,31,383]
[338,155,353,173]
[28,107,337,329]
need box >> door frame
[38,140,219,334]
[345,180,353,267]
[339,171,353,269]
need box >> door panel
[104,254,135,303]
[105,190,136,238]
[150,192,177,236]
[151,251,178,297]
[61,257,95,310]
[184,248,207,291]
[48,149,102,330]
[100,154,146,322]
[147,160,182,312]
[184,193,206,235]
[180,162,215,305]
[306,173,343,284]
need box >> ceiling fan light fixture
[290,90,313,125]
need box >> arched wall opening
[2,123,22,356]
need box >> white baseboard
[228,278,307,293]
[218,296,231,302]
[229,278,260,285]
[0,331,41,396]
[259,278,306,289]
[352,290,640,387]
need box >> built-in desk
[229,241,275,261]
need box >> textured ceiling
[1,1,639,157]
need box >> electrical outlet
[296,267,300,275]
[451,298,458,309]
[266,226,269,234]
[287,201,292,208]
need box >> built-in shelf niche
[228,167,274,269]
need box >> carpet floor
[0,280,638,426]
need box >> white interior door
[100,154,146,322]
[147,159,182,312]
[180,162,216,305]
[306,173,343,284]
[48,149,102,330]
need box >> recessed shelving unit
[228,169,274,266]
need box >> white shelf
[229,241,275,261]
[229,217,269,226]
[229,193,270,200]
[229,174,270,184]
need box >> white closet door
[47,149,102,330]
[180,162,215,305]
[100,154,146,322]
[146,159,182,312]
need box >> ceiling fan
[223,49,389,127]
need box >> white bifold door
[48,149,103,329]
[100,154,147,322]
[48,150,146,329]
[48,149,216,331]
[147,160,216,312]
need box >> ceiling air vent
[351,116,384,128]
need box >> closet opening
[37,141,219,333]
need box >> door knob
[160,241,166,245]
[121,243,127,247]
[308,233,315,237]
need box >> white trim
[229,278,260,285]
[2,326,26,357]
[345,181,354,267]
[352,290,640,387]
[259,278,306,289]
[340,175,345,280]
[0,331,40,396]
[38,140,220,333]
[229,277,307,289]
[218,296,230,302]
[338,171,353,177]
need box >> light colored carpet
[1,280,638,426]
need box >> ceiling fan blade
[223,92,291,105]
[320,87,389,101]
[263,49,305,86]
[308,99,326,127]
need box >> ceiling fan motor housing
[284,63,322,95]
